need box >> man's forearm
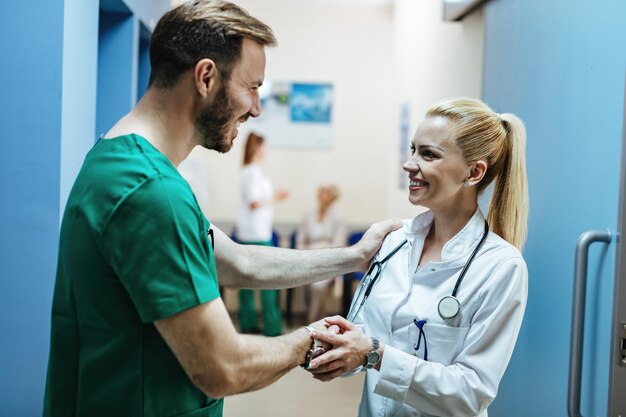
[156,299,314,399]
[219,244,361,289]
[212,219,402,289]
[224,328,311,394]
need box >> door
[608,90,626,416]
[481,0,626,415]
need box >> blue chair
[343,230,366,317]
[289,229,297,250]
[271,230,280,248]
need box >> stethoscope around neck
[347,220,490,322]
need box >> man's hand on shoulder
[353,219,403,271]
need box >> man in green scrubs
[43,1,400,416]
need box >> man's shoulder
[65,135,196,230]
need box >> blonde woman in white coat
[307,98,529,417]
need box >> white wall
[387,0,484,220]
[180,0,395,229]
[175,0,484,229]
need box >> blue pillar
[60,0,99,218]
[0,1,64,415]
[0,0,168,414]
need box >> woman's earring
[463,180,470,188]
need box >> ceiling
[172,0,391,6]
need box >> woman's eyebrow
[417,144,446,152]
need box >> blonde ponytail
[487,114,529,250]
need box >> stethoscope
[347,220,489,322]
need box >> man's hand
[353,219,403,271]
[306,316,375,382]
[306,317,343,354]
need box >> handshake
[302,315,377,382]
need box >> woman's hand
[307,316,376,381]
[305,318,343,353]
[274,189,289,201]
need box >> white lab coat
[352,209,528,417]
[236,163,274,242]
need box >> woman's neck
[428,203,478,246]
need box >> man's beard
[195,81,237,153]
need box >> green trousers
[238,240,283,336]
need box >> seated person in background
[296,185,347,323]
[307,97,529,417]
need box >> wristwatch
[364,337,381,369]
[301,326,325,369]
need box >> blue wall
[483,0,626,416]
[96,9,138,138]
[0,2,64,416]
[0,0,168,415]
[138,24,152,101]
[95,0,169,138]
[102,0,170,31]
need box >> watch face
[311,346,325,360]
[368,351,380,364]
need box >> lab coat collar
[405,208,487,263]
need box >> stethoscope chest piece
[436,219,489,320]
[438,295,460,319]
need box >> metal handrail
[567,229,612,417]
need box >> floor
[224,364,364,417]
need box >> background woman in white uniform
[307,98,529,417]
[236,132,288,336]
[296,184,347,323]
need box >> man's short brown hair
[149,0,276,88]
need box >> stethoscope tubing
[348,220,489,322]
[347,239,408,322]
[451,220,489,297]
[363,239,408,298]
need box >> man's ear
[466,160,488,187]
[194,58,219,97]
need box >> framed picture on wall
[239,80,334,149]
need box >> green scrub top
[44,134,222,417]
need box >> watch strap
[300,326,324,369]
[364,337,381,369]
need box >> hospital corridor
[1,0,626,416]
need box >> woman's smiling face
[403,116,471,210]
